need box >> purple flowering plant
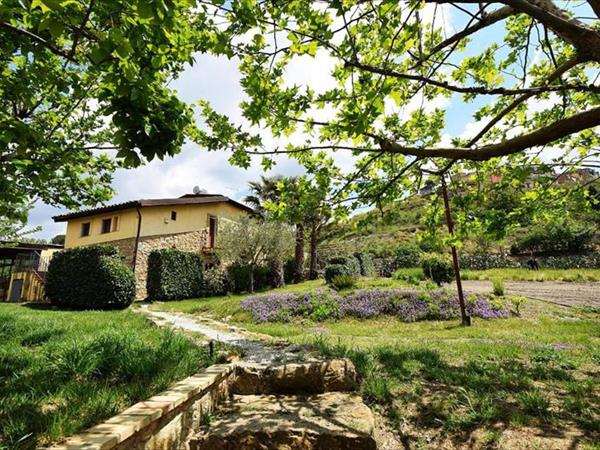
[241,287,511,323]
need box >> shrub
[492,278,505,296]
[330,274,357,290]
[202,267,230,296]
[354,252,376,276]
[510,296,526,316]
[324,264,354,284]
[226,261,273,293]
[328,256,361,276]
[46,246,135,309]
[511,220,594,255]
[393,244,422,268]
[146,249,203,300]
[421,253,454,286]
[283,257,297,284]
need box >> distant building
[53,192,253,299]
[0,242,63,302]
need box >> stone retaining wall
[46,364,234,450]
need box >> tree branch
[0,22,77,62]
[345,59,599,96]
[379,105,600,161]
[467,57,581,146]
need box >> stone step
[231,358,358,395]
[190,392,377,450]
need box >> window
[171,211,177,221]
[81,222,91,237]
[208,216,217,248]
[101,218,112,234]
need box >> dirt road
[460,280,600,308]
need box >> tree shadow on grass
[311,339,599,448]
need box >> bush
[226,261,272,293]
[283,257,297,284]
[324,264,354,284]
[421,253,454,286]
[202,267,229,296]
[146,249,203,300]
[511,220,594,255]
[46,245,135,309]
[393,244,422,268]
[330,274,358,290]
[328,256,361,275]
[354,252,376,276]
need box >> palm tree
[244,176,305,283]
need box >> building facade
[53,193,253,299]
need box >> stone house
[53,193,253,299]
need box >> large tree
[1,0,198,220]
[193,0,600,210]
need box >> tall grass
[0,304,215,448]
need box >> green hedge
[46,245,135,309]
[146,249,203,300]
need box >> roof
[0,242,64,258]
[52,194,254,222]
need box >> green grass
[0,304,216,449]
[460,267,600,282]
[151,279,600,446]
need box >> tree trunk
[309,221,319,280]
[294,223,305,282]
[249,267,255,293]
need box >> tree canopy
[193,0,600,209]
[0,0,198,220]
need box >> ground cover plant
[240,288,510,323]
[0,304,216,448]
[150,278,600,447]
[394,267,600,283]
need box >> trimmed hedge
[460,253,519,270]
[46,245,135,309]
[147,249,203,300]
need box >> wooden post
[441,176,471,326]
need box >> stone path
[460,280,600,308]
[141,306,304,365]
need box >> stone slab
[190,392,377,450]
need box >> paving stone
[190,392,377,450]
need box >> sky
[27,3,594,239]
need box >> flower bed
[241,288,511,323]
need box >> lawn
[0,304,217,449]
[390,266,600,283]
[150,279,600,448]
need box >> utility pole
[441,176,471,326]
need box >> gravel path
[140,306,306,365]
[460,280,600,308]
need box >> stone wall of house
[134,229,209,299]
[109,237,137,267]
